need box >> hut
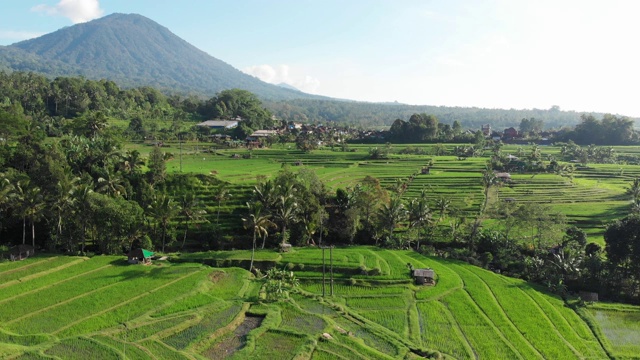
[495,172,511,182]
[128,248,154,264]
[413,268,435,285]
[7,245,35,261]
[579,291,599,302]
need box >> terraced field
[3,249,635,359]
[133,142,637,245]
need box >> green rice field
[2,248,637,359]
[129,142,640,245]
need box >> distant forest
[265,99,637,130]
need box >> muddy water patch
[203,315,264,359]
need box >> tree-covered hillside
[265,99,637,130]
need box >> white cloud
[242,64,321,94]
[0,30,45,42]
[32,0,104,24]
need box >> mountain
[277,82,301,92]
[0,13,321,101]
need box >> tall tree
[178,192,207,249]
[213,184,231,226]
[242,202,275,271]
[408,189,432,250]
[146,193,180,252]
[147,145,167,186]
[15,181,46,247]
[273,190,298,247]
[378,195,407,244]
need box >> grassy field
[2,248,636,359]
[127,141,640,245]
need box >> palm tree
[253,180,275,210]
[626,178,640,202]
[71,182,93,253]
[119,150,145,174]
[378,196,407,243]
[96,167,127,198]
[178,193,208,249]
[0,175,15,235]
[16,181,46,247]
[481,169,499,214]
[434,197,451,222]
[242,202,275,271]
[52,174,78,250]
[408,189,432,250]
[147,193,180,253]
[214,184,231,226]
[274,193,298,247]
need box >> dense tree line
[557,114,637,145]
[0,72,274,139]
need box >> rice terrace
[1,246,638,360]
[2,5,640,359]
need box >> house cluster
[197,117,361,148]
[483,124,555,143]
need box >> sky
[1,0,639,117]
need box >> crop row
[357,309,407,337]
[162,303,243,350]
[0,256,114,303]
[92,335,151,360]
[461,265,583,359]
[57,268,206,337]
[440,289,521,359]
[115,315,194,342]
[346,296,408,310]
[0,256,79,284]
[332,316,400,357]
[6,266,203,335]
[416,299,473,359]
[279,303,327,335]
[44,337,120,360]
[447,263,543,359]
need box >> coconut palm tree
[52,173,79,250]
[71,181,93,253]
[0,175,15,235]
[15,180,46,247]
[147,193,180,253]
[242,202,275,271]
[481,169,499,214]
[214,184,231,226]
[178,192,207,249]
[626,177,640,202]
[408,189,432,250]
[434,197,451,222]
[378,195,407,244]
[96,166,127,198]
[273,193,298,247]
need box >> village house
[503,127,519,140]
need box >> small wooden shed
[413,268,435,285]
[128,248,154,264]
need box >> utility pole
[322,246,326,297]
[330,246,334,296]
[179,135,183,173]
